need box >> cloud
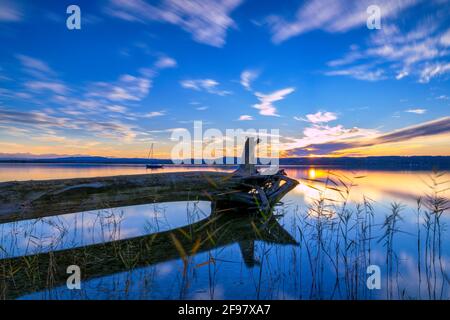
[295,111,338,123]
[440,27,450,46]
[396,71,409,80]
[16,54,54,76]
[286,117,450,156]
[15,54,70,98]
[180,78,231,96]
[419,62,450,83]
[88,74,152,101]
[0,109,72,128]
[0,108,144,142]
[105,0,243,47]
[327,45,363,67]
[405,108,427,114]
[0,0,22,22]
[181,78,215,90]
[144,111,165,118]
[24,81,68,95]
[267,0,419,44]
[371,117,450,144]
[285,124,377,153]
[154,56,177,69]
[238,115,253,121]
[325,11,450,82]
[325,64,386,81]
[105,105,128,113]
[240,69,259,91]
[1,53,179,152]
[253,87,295,117]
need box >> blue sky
[0,0,449,158]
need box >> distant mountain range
[0,156,171,164]
[0,153,87,160]
[1,155,449,170]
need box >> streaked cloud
[0,108,145,142]
[16,54,55,77]
[154,56,177,69]
[105,0,243,47]
[396,71,409,80]
[419,62,450,83]
[24,81,68,95]
[267,0,419,44]
[105,105,128,113]
[180,78,231,96]
[144,111,165,118]
[441,28,450,46]
[405,108,427,114]
[295,111,338,123]
[0,0,23,22]
[0,53,174,150]
[325,64,386,81]
[286,117,450,156]
[14,54,70,99]
[325,12,450,82]
[88,74,152,101]
[253,87,295,117]
[368,117,450,144]
[285,124,377,154]
[240,69,259,91]
[238,115,253,121]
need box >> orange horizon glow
[2,132,450,159]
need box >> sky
[0,0,449,159]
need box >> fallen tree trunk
[0,170,298,223]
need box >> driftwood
[0,169,297,223]
[0,171,232,223]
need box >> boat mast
[147,143,154,161]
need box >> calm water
[0,164,449,300]
[0,163,234,182]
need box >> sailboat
[146,143,163,169]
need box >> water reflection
[0,201,211,259]
[0,201,297,299]
[0,165,449,300]
[0,163,233,182]
[286,167,450,207]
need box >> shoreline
[1,161,449,171]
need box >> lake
[0,163,449,300]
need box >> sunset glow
[0,1,449,159]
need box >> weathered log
[0,169,298,223]
[0,171,235,223]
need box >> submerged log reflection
[0,201,297,299]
